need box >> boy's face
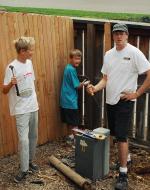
[113,31,128,46]
[71,56,81,67]
[20,46,34,60]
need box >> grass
[0,6,150,23]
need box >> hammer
[9,65,20,96]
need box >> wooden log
[49,155,95,190]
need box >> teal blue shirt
[60,64,80,109]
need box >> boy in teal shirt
[60,49,86,138]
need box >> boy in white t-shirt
[87,24,150,189]
[3,37,39,183]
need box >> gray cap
[112,23,128,33]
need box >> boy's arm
[77,80,86,89]
[94,75,107,92]
[3,77,17,94]
[86,75,107,95]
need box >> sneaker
[115,172,128,190]
[66,135,74,145]
[14,171,28,183]
[29,162,39,172]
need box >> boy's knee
[19,137,29,146]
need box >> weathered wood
[139,36,149,59]
[128,35,138,47]
[135,94,147,140]
[104,22,112,53]
[49,155,94,190]
[147,94,150,142]
[85,24,96,130]
[93,28,103,128]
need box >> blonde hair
[69,49,82,58]
[13,36,35,53]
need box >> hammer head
[9,65,14,70]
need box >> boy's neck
[70,62,75,67]
[17,55,27,63]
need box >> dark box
[75,128,110,181]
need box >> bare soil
[0,139,150,190]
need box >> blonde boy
[3,37,39,183]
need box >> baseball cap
[112,23,128,33]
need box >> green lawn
[0,6,150,23]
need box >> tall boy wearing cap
[87,23,150,189]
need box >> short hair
[69,49,82,58]
[13,36,35,53]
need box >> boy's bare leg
[118,141,128,168]
[110,136,114,148]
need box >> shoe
[111,160,132,171]
[29,162,39,172]
[115,172,128,190]
[66,135,74,145]
[14,171,28,183]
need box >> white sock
[127,153,131,162]
[69,134,74,139]
[119,167,128,174]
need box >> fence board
[0,13,15,156]
[104,22,112,52]
[147,94,150,142]
[135,94,146,140]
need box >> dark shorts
[106,100,134,142]
[60,108,79,126]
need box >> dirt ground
[0,139,150,190]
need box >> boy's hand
[120,92,139,100]
[86,84,95,96]
[83,80,90,86]
[11,77,17,86]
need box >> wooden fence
[0,12,74,157]
[0,12,150,158]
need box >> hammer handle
[11,69,20,96]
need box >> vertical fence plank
[147,93,150,142]
[85,23,96,129]
[128,35,138,47]
[0,13,4,157]
[93,27,104,128]
[135,36,150,141]
[136,94,146,140]
[0,12,15,156]
[103,22,112,128]
[104,22,112,52]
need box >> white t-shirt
[4,59,39,116]
[101,43,150,105]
